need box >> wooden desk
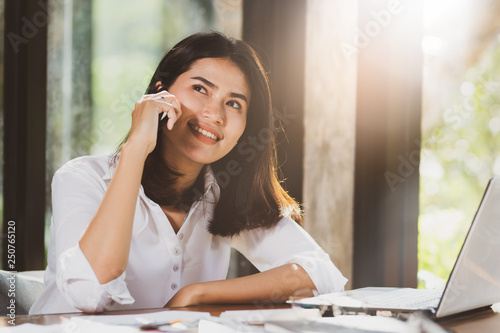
[439,309,500,332]
[2,304,500,332]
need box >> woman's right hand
[126,90,182,155]
[79,90,181,285]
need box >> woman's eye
[226,100,242,110]
[193,85,207,94]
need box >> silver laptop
[297,177,500,318]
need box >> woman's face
[160,57,250,168]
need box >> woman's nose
[202,100,224,124]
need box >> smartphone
[157,86,169,130]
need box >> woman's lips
[188,122,221,142]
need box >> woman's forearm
[79,142,149,284]
[166,263,316,307]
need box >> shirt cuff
[56,245,135,312]
[287,250,348,295]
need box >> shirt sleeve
[51,158,134,312]
[57,245,134,312]
[231,217,348,294]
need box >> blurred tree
[419,37,500,288]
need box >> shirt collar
[103,156,220,202]
[200,165,220,203]
[102,156,117,181]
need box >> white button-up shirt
[29,155,347,314]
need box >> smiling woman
[28,32,347,315]
[162,58,249,166]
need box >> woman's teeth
[191,124,218,140]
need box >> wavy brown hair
[115,32,302,236]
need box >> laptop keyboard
[346,288,443,309]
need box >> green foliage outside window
[418,39,500,289]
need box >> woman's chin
[185,153,221,166]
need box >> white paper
[0,317,139,333]
[79,309,210,326]
[265,316,419,333]
[199,319,237,333]
[0,324,62,333]
[0,310,211,333]
[64,317,138,332]
[321,316,418,333]
[198,317,266,333]
[220,308,321,324]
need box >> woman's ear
[155,81,164,92]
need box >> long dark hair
[115,31,302,236]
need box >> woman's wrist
[166,283,206,308]
[180,283,206,306]
[121,140,151,162]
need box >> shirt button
[171,283,178,290]
[173,264,179,272]
[174,248,181,256]
[178,233,184,241]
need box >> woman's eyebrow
[192,76,216,88]
[191,76,248,104]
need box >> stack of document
[215,308,420,333]
[0,308,444,332]
[0,310,209,333]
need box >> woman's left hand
[164,284,203,308]
[164,264,316,308]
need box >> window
[46,0,242,251]
[419,0,500,288]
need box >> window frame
[2,0,48,270]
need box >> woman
[30,32,347,314]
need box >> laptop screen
[437,177,500,318]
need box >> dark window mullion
[3,0,47,271]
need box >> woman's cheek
[236,116,247,137]
[180,94,204,114]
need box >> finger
[169,96,181,111]
[166,112,175,130]
[153,92,181,108]
[140,96,176,111]
[138,90,173,102]
[166,109,179,130]
[151,98,181,130]
[140,95,171,103]
[135,93,182,128]
[158,99,179,115]
[158,96,182,128]
[154,89,173,97]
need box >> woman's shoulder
[55,155,116,180]
[232,216,302,240]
